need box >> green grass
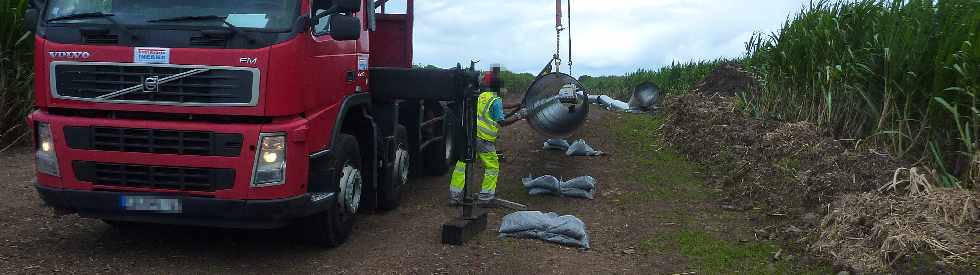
[746,0,980,187]
[611,112,832,274]
[641,231,832,274]
[0,0,34,149]
[612,113,709,205]
[498,70,535,97]
[582,0,980,188]
[580,59,734,99]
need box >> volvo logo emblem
[143,76,160,92]
[48,51,91,59]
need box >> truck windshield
[44,0,300,31]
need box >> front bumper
[36,182,334,229]
[29,109,313,201]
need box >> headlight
[252,133,286,186]
[35,122,60,177]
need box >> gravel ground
[0,109,693,274]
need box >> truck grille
[64,126,243,157]
[51,62,258,106]
[74,161,235,192]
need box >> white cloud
[402,0,809,76]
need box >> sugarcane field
[2,0,980,274]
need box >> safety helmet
[480,71,496,88]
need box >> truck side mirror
[314,0,362,17]
[334,0,362,13]
[24,8,39,33]
[329,15,361,41]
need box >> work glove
[511,108,529,120]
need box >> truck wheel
[422,107,456,176]
[303,134,362,247]
[378,125,409,210]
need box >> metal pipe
[628,82,661,111]
[522,73,589,137]
[596,95,631,111]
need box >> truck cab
[25,0,461,247]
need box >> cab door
[307,0,364,110]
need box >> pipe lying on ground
[578,82,661,113]
[578,92,635,112]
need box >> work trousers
[449,140,499,201]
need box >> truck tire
[303,134,362,247]
[422,107,456,176]
[378,125,409,210]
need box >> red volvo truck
[23,0,471,246]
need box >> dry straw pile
[815,178,980,273]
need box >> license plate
[120,196,182,213]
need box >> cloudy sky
[385,0,810,77]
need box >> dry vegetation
[661,90,896,213]
[815,189,980,273]
[580,1,980,270]
[658,66,980,272]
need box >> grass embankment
[583,0,980,271]
[585,0,980,187]
[612,113,831,274]
[746,0,980,187]
[0,0,34,150]
[579,60,732,99]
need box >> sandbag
[522,175,596,199]
[566,139,604,156]
[498,211,590,249]
[543,138,571,151]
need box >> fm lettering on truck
[134,47,171,64]
[240,57,258,64]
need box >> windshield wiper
[147,15,258,43]
[46,12,115,23]
[47,12,134,45]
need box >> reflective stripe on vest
[476,92,500,142]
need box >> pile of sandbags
[522,175,596,199]
[542,139,605,156]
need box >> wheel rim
[395,146,410,185]
[337,163,362,214]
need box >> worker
[449,67,523,207]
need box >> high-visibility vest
[476,91,501,142]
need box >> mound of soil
[694,63,759,97]
[659,92,980,272]
[659,94,898,213]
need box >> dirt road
[0,108,824,274]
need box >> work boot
[477,192,498,208]
[448,192,463,207]
[478,192,495,201]
[477,199,498,208]
[476,192,500,208]
[448,198,463,207]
